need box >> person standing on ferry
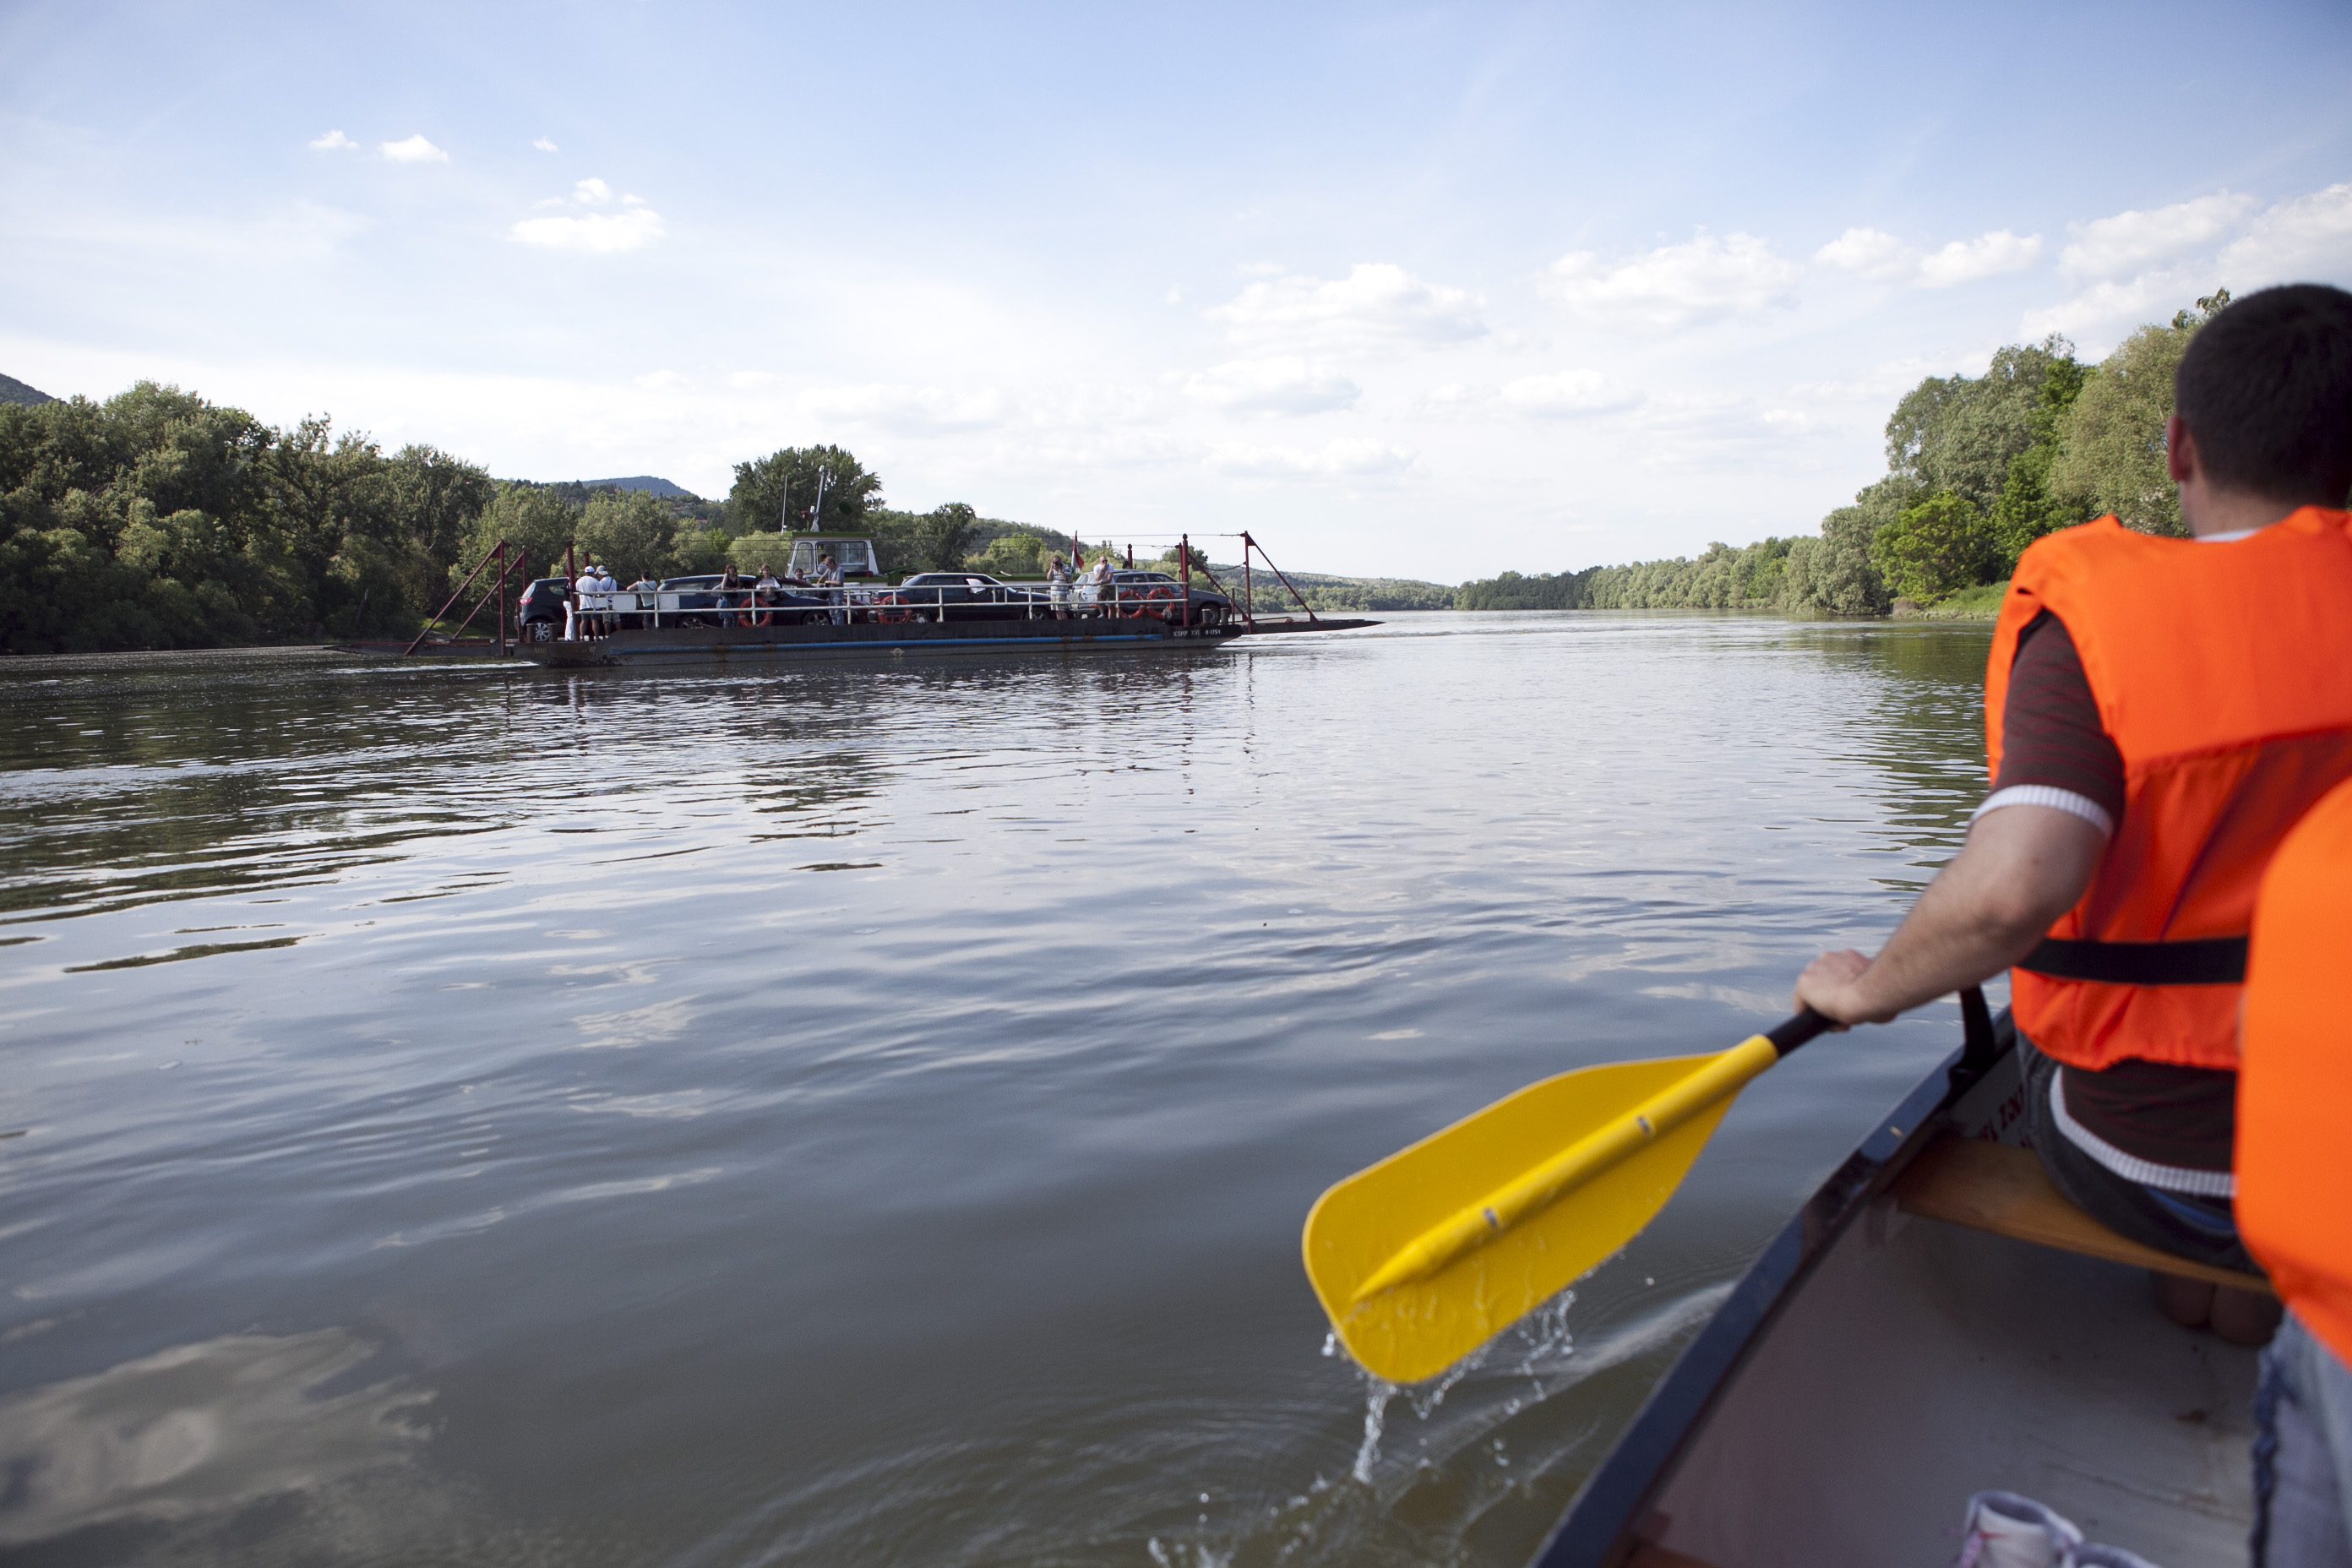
[813,553,846,624]
[575,559,606,639]
[1090,553,1116,617]
[1047,555,1072,619]
[1792,284,2352,1346]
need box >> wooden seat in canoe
[1891,1132,2272,1295]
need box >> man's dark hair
[2175,282,2352,505]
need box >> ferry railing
[557,574,1225,639]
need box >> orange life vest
[1984,507,2352,1072]
[2237,777,2352,1365]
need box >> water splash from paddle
[1350,1378,1396,1484]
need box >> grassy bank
[1892,580,2009,620]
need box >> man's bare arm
[1794,803,2108,1025]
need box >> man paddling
[1794,283,2352,1345]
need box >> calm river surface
[0,612,1995,1566]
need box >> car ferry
[448,531,1378,668]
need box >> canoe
[1530,1003,2268,1568]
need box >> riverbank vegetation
[0,389,1062,653]
[0,286,2227,651]
[1455,290,2229,617]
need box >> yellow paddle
[1302,1009,1833,1384]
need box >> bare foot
[2153,1272,2215,1328]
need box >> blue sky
[4,0,2349,578]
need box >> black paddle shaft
[1764,1008,1837,1056]
[1762,985,1994,1059]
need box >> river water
[0,612,1995,1567]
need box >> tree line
[0,387,1049,653]
[1456,290,2229,615]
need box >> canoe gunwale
[1527,1027,2001,1568]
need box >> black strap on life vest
[2017,935,2248,986]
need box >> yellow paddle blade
[1303,1039,1776,1385]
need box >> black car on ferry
[518,577,570,641]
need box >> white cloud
[727,371,778,390]
[1546,232,1797,329]
[2021,272,2193,338]
[1915,230,2042,287]
[635,370,690,391]
[1814,226,2043,288]
[1208,263,1486,354]
[2023,183,2352,342]
[308,129,357,153]
[2219,183,2352,287]
[1182,357,1358,416]
[533,137,559,153]
[797,383,1011,432]
[1425,369,1638,418]
[1812,227,1914,281]
[509,207,666,253]
[2061,192,2255,279]
[1497,369,1638,416]
[378,134,449,165]
[1205,437,1415,477]
[574,177,613,205]
[1010,431,1193,471]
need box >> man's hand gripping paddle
[1302,1010,1834,1385]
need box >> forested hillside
[1456,290,2229,615]
[0,390,1051,653]
[0,286,2228,651]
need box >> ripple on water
[0,618,1991,1564]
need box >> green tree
[1886,338,2080,512]
[461,483,579,585]
[384,445,495,567]
[1870,490,1998,603]
[727,445,883,537]
[1781,481,1902,615]
[977,531,1045,576]
[671,526,732,576]
[1453,569,1596,610]
[917,502,978,571]
[0,381,504,650]
[575,488,674,581]
[2050,293,2226,537]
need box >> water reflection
[0,1329,426,1544]
[0,618,1997,1565]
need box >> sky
[3,0,2349,580]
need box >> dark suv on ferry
[518,577,571,641]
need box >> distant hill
[1203,563,1455,612]
[569,475,690,498]
[1,373,57,406]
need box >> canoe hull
[1532,1030,2258,1568]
